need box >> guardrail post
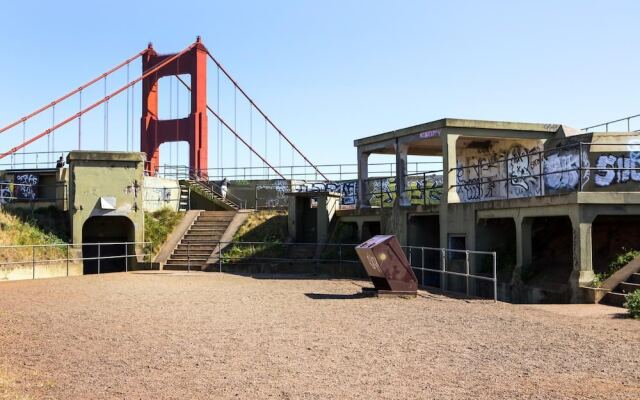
[578,143,583,191]
[421,247,425,286]
[493,252,498,302]
[32,246,35,279]
[125,243,128,272]
[465,250,470,297]
[66,244,70,276]
[219,242,223,273]
[97,243,101,274]
[188,242,191,273]
[440,249,446,291]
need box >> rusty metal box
[355,235,417,296]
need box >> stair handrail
[188,170,244,209]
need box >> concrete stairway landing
[164,211,236,271]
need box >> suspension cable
[174,76,286,180]
[0,43,196,160]
[0,50,144,135]
[205,49,328,181]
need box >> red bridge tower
[141,37,208,176]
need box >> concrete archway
[82,216,135,274]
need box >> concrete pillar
[357,151,370,208]
[395,141,410,206]
[570,212,594,292]
[439,134,459,255]
[316,193,329,243]
[513,217,533,283]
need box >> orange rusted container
[355,235,417,297]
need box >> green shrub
[591,247,640,287]
[624,289,640,319]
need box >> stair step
[628,273,640,284]
[164,264,204,271]
[601,292,627,308]
[618,282,640,294]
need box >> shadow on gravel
[304,292,369,300]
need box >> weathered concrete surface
[0,262,82,281]
[67,151,145,248]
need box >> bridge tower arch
[141,37,208,176]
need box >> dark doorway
[82,216,135,274]
[592,215,640,274]
[407,215,440,286]
[526,216,573,288]
[361,221,381,241]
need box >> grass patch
[144,208,184,258]
[223,211,288,262]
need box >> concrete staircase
[180,179,240,211]
[601,273,640,307]
[164,211,236,270]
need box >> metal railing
[0,241,151,280]
[151,161,442,182]
[200,241,497,301]
[583,114,640,133]
[0,182,68,205]
[0,150,71,170]
[451,141,640,202]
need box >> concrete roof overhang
[354,118,575,156]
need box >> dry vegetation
[0,209,65,264]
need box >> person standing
[221,178,229,200]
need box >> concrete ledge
[154,210,201,266]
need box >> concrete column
[357,150,370,208]
[513,217,533,283]
[395,141,410,206]
[570,213,594,290]
[443,134,460,204]
[316,194,329,243]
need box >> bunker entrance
[526,216,573,290]
[407,215,440,287]
[82,216,135,274]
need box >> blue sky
[1,1,639,171]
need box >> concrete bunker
[82,216,135,274]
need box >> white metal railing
[0,241,151,279]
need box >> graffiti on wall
[367,175,442,206]
[296,180,359,207]
[594,154,640,187]
[13,173,39,200]
[543,147,590,192]
[456,144,543,202]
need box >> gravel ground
[0,272,638,400]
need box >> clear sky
[1,0,639,171]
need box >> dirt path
[0,272,638,399]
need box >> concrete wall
[0,262,82,281]
[67,151,145,251]
[143,176,181,212]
